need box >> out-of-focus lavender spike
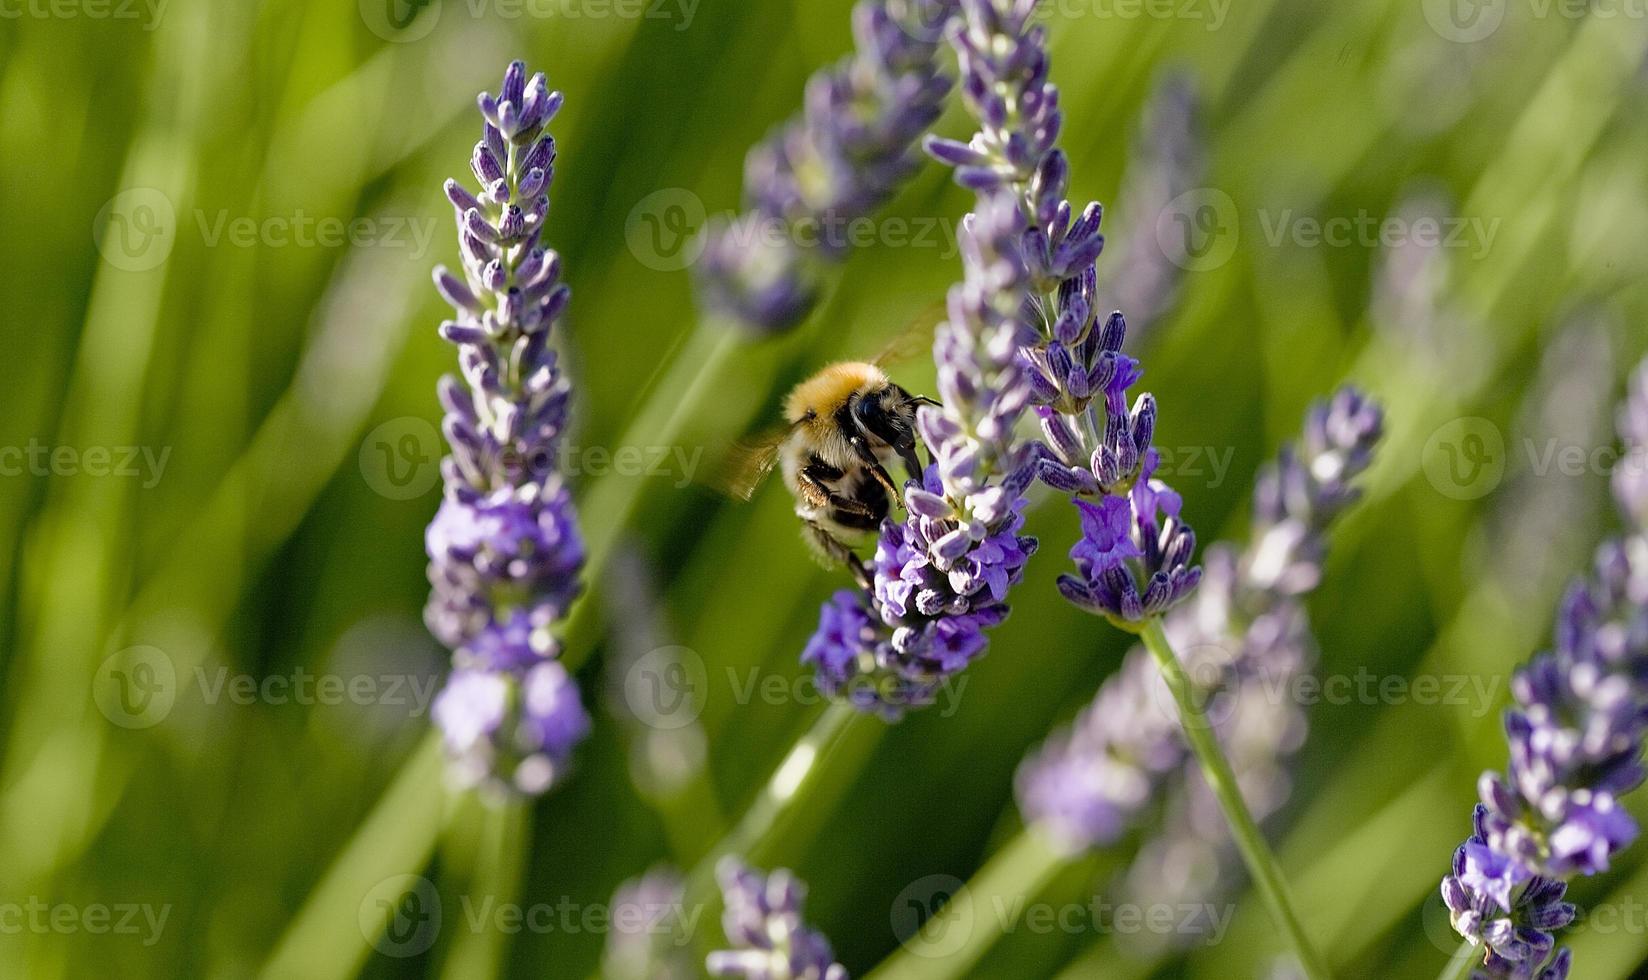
[424,60,590,797]
[1613,358,1648,527]
[697,0,959,333]
[1438,356,1648,977]
[1097,72,1203,341]
[602,545,708,798]
[706,859,848,980]
[1017,388,1384,854]
[603,867,695,980]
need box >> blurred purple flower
[1018,388,1383,855]
[431,659,590,796]
[698,0,957,332]
[1440,358,1648,975]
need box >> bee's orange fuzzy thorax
[784,362,887,424]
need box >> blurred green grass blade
[261,736,449,980]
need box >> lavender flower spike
[424,60,590,796]
[1018,387,1384,853]
[707,858,848,980]
[1440,358,1648,977]
[929,0,1200,631]
[698,0,957,332]
[802,5,1066,712]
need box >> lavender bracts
[698,0,956,332]
[1017,388,1384,853]
[1439,361,1648,979]
[707,859,848,980]
[424,61,590,796]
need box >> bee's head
[853,385,924,480]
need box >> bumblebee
[721,361,932,585]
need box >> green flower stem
[1138,616,1330,980]
[863,829,1074,980]
[1437,940,1480,980]
[681,700,866,913]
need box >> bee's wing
[703,427,790,501]
[871,300,946,369]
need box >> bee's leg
[802,519,872,589]
[839,429,900,496]
[798,459,877,520]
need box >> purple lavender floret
[424,485,584,650]
[1056,448,1201,628]
[1440,360,1648,974]
[706,859,848,980]
[1441,813,1575,979]
[698,0,957,332]
[431,659,590,796]
[424,60,590,794]
[1018,387,1383,853]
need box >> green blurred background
[4,0,1648,977]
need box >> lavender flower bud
[707,859,847,980]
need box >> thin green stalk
[439,802,529,980]
[1138,617,1330,980]
[864,829,1071,980]
[682,700,865,910]
[1436,940,1479,980]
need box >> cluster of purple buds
[1038,311,1199,630]
[1443,827,1576,979]
[707,858,848,980]
[1018,388,1383,853]
[1440,361,1648,977]
[424,61,590,796]
[697,0,957,332]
